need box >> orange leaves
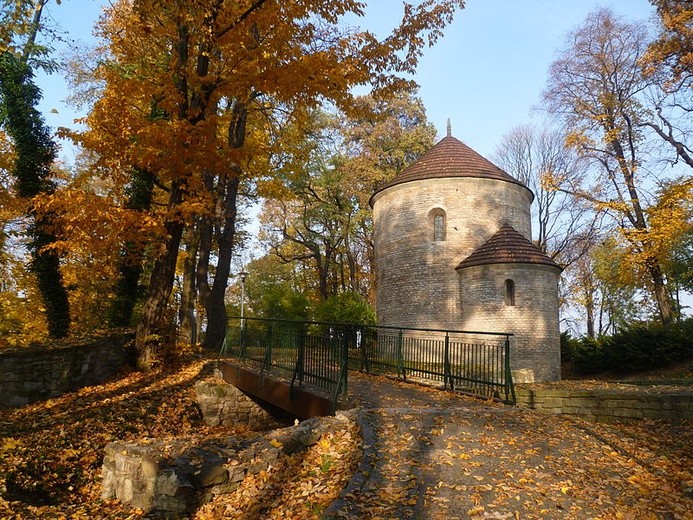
[83,0,464,185]
[642,0,693,85]
[195,418,360,519]
[337,372,693,520]
[1,364,692,519]
[0,359,233,518]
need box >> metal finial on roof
[446,118,452,137]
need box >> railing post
[361,326,371,373]
[218,319,229,357]
[262,322,274,376]
[290,329,305,393]
[342,329,349,396]
[396,329,405,380]
[331,330,349,414]
[444,332,452,390]
[239,319,247,360]
[299,329,305,386]
[504,335,516,405]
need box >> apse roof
[456,223,562,271]
[370,134,529,204]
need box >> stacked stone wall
[515,386,693,422]
[195,377,284,430]
[102,412,356,519]
[0,333,134,408]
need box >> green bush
[560,331,579,362]
[568,318,693,375]
[313,291,376,326]
[570,335,612,374]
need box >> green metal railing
[220,316,516,410]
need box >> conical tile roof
[456,223,562,271]
[371,135,528,203]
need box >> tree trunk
[134,182,186,370]
[109,167,155,327]
[647,262,675,324]
[610,131,674,324]
[197,100,246,351]
[197,173,241,351]
[179,223,199,347]
[0,52,70,338]
[586,294,595,338]
[32,218,71,338]
[207,178,240,350]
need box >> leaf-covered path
[0,360,691,519]
[328,372,693,519]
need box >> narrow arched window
[429,208,446,241]
[434,215,445,241]
[505,279,515,306]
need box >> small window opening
[434,214,445,241]
[505,279,515,306]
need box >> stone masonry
[0,333,134,408]
[102,412,356,519]
[370,134,562,382]
[372,176,532,331]
[458,263,561,382]
[515,385,693,422]
[194,375,283,430]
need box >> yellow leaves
[0,359,226,518]
[467,505,484,515]
[564,129,594,153]
[642,0,693,84]
[196,416,360,519]
[269,438,283,449]
[1,437,23,454]
[0,280,49,348]
[646,177,693,249]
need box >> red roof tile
[371,136,528,201]
[456,224,562,270]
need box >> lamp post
[239,271,248,330]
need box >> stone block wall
[0,333,134,408]
[458,263,561,382]
[194,376,284,430]
[515,386,693,421]
[102,412,356,519]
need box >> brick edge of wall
[515,386,693,421]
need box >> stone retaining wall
[0,333,134,408]
[515,385,693,421]
[102,412,356,519]
[195,376,283,430]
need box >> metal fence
[221,316,516,410]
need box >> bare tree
[543,8,675,323]
[492,124,597,266]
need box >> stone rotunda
[369,129,563,382]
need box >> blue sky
[36,0,656,163]
[32,0,690,319]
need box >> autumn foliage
[1,362,691,519]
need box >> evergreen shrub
[566,318,693,374]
